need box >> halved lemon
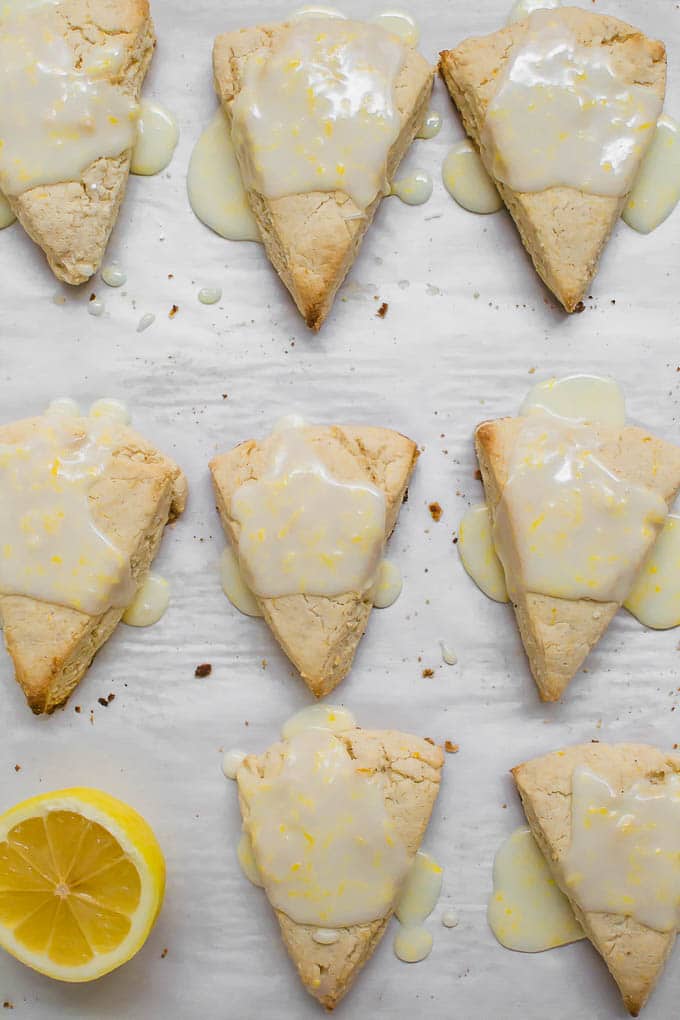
[0,788,165,982]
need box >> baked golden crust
[238,728,444,1009]
[439,8,666,311]
[475,416,680,701]
[210,425,417,697]
[8,0,156,285]
[0,417,187,713]
[513,743,680,1015]
[212,22,433,330]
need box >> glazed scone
[212,22,433,330]
[6,0,155,285]
[475,416,680,700]
[439,8,666,311]
[210,425,417,698]
[237,727,444,1009]
[513,744,680,1016]
[0,416,187,713]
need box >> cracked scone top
[230,17,406,211]
[480,9,663,197]
[0,0,139,196]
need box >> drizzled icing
[231,18,406,210]
[493,415,667,603]
[481,10,663,197]
[0,0,138,196]
[0,412,134,614]
[238,727,410,926]
[562,767,680,932]
[231,423,386,598]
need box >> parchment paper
[0,1,679,1016]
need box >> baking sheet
[1,0,679,1016]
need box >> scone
[235,723,444,1008]
[210,423,417,697]
[513,744,680,1016]
[0,413,187,713]
[439,8,666,311]
[2,0,155,284]
[476,416,680,700]
[212,18,434,329]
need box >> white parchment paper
[0,1,679,1017]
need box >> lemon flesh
[0,788,165,982]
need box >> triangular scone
[0,418,187,714]
[7,0,155,285]
[212,25,433,330]
[513,744,680,1016]
[210,426,417,697]
[238,728,444,1009]
[439,9,666,311]
[475,417,680,701]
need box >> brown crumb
[444,741,459,754]
[429,502,442,522]
[501,803,507,809]
[452,535,458,544]
[376,302,388,318]
[424,737,435,746]
[89,710,95,725]
[528,367,536,374]
[161,947,169,959]
[474,469,482,481]
[74,705,81,713]
[89,292,96,302]
[574,300,586,313]
[422,668,434,678]
[195,663,212,678]
[169,304,179,319]
[261,659,267,670]
[222,393,228,399]
[3,1003,14,1010]
[97,697,109,708]
[14,764,21,772]
[167,273,174,279]
[107,693,115,704]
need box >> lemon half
[0,788,165,982]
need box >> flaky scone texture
[238,728,444,1009]
[513,743,680,1016]
[8,0,155,284]
[213,23,433,329]
[210,426,417,698]
[0,417,187,713]
[475,416,680,701]
[439,8,666,311]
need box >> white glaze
[45,397,81,418]
[238,728,410,926]
[442,141,502,214]
[231,19,406,210]
[482,10,663,197]
[625,515,680,630]
[281,703,357,741]
[291,5,346,20]
[393,925,433,963]
[507,0,561,25]
[520,374,625,427]
[122,573,170,627]
[0,414,134,614]
[219,546,263,618]
[393,850,442,964]
[198,287,222,305]
[390,171,433,206]
[371,10,419,48]
[131,99,179,176]
[101,262,127,288]
[439,641,457,666]
[623,115,680,235]
[493,416,668,603]
[562,767,680,931]
[488,827,584,952]
[458,504,509,603]
[187,109,260,242]
[231,423,386,598]
[441,909,459,928]
[87,298,105,317]
[89,398,131,426]
[372,559,403,608]
[417,110,442,140]
[136,312,156,333]
[0,2,138,196]
[0,193,16,229]
[222,749,247,780]
[312,927,340,945]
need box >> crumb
[528,367,536,374]
[376,302,388,318]
[89,292,96,302]
[195,663,212,678]
[261,659,267,670]
[452,535,458,544]
[3,1003,13,1010]
[167,273,174,279]
[444,741,459,754]
[107,693,115,704]
[424,737,435,746]
[574,301,586,313]
[169,304,179,318]
[97,697,109,708]
[591,738,600,743]
[429,502,442,522]
[222,393,228,399]
[422,668,434,678]
[89,710,95,725]
[74,705,81,713]
[501,803,507,809]
[14,764,21,772]
[161,947,169,959]
[474,469,482,481]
